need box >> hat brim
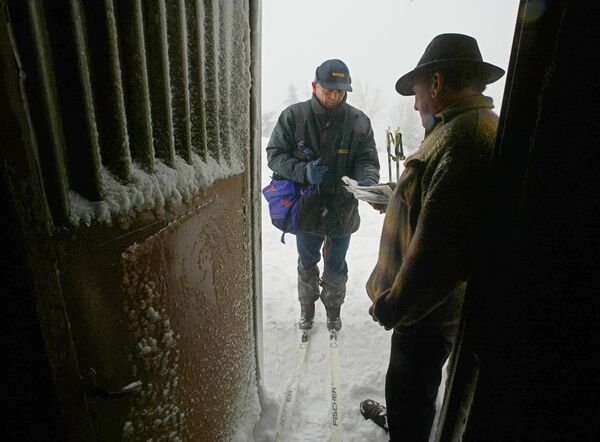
[395,59,505,96]
[318,81,353,92]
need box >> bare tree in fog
[348,79,383,120]
[263,82,300,139]
[282,82,299,107]
[262,110,278,138]
[388,97,422,155]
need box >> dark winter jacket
[366,95,498,338]
[266,94,379,237]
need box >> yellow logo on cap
[331,72,345,77]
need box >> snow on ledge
[68,151,245,227]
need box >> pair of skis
[329,329,343,441]
[273,328,343,442]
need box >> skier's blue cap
[314,59,352,92]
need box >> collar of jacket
[405,94,494,165]
[310,93,348,117]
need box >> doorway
[258,1,519,441]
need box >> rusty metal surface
[58,176,254,441]
[2,0,260,439]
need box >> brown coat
[366,95,499,338]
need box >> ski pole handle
[385,127,393,182]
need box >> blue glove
[357,178,377,186]
[305,158,328,185]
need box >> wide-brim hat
[315,59,353,92]
[395,33,505,96]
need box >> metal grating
[8,0,251,226]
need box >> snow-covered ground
[252,139,446,442]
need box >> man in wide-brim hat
[395,33,505,96]
[360,34,505,441]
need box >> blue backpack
[262,142,317,243]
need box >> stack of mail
[341,176,393,205]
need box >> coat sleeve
[351,115,380,183]
[266,106,308,184]
[373,131,491,329]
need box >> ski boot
[360,399,389,432]
[298,303,315,330]
[326,306,342,332]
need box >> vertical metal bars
[187,0,208,161]
[26,0,70,223]
[82,0,132,182]
[217,1,232,164]
[143,0,176,167]
[202,0,221,163]
[166,0,192,162]
[229,0,251,165]
[115,0,155,172]
[67,0,103,201]
[9,0,250,226]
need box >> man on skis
[266,59,380,331]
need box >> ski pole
[394,127,405,181]
[385,127,393,182]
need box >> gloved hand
[357,178,377,186]
[305,158,328,185]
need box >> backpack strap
[293,100,308,142]
[292,100,319,157]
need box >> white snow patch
[146,306,160,322]
[122,421,134,438]
[231,382,262,442]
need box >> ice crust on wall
[66,0,260,438]
[120,241,184,441]
[68,152,243,227]
[118,199,258,441]
[68,0,251,229]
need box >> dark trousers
[385,331,452,442]
[296,233,350,307]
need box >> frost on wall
[69,153,241,227]
[120,241,185,441]
[226,0,252,168]
[117,190,258,440]
[68,0,252,228]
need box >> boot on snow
[298,303,315,330]
[360,399,389,432]
[326,306,342,331]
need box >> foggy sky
[262,0,520,148]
